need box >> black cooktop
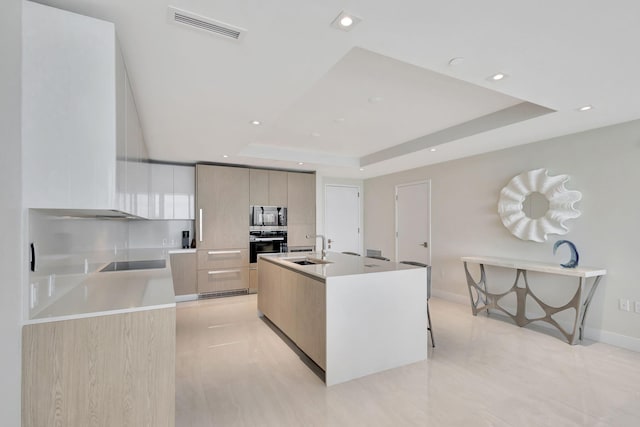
[100,259,166,272]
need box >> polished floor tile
[176,295,640,427]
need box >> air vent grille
[168,6,246,41]
[198,289,249,299]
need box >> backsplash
[27,209,194,318]
[28,210,130,317]
[128,219,194,249]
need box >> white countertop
[461,256,607,278]
[259,251,423,281]
[168,248,196,254]
[27,248,176,324]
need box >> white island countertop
[27,249,176,325]
[259,251,423,281]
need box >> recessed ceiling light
[359,168,364,171]
[334,117,345,123]
[430,148,437,152]
[340,16,353,27]
[250,120,261,125]
[331,11,362,32]
[298,162,304,165]
[578,105,593,112]
[223,155,229,158]
[368,96,384,104]
[489,73,507,81]
[448,57,465,67]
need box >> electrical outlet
[619,299,631,311]
[635,301,640,313]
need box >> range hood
[32,208,144,220]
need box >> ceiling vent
[167,6,247,41]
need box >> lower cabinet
[197,268,249,293]
[257,259,326,369]
[22,308,176,427]
[170,252,197,296]
[295,272,326,369]
[196,249,249,294]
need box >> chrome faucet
[306,234,326,259]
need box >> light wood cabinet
[22,308,176,427]
[287,172,316,247]
[268,171,288,206]
[195,165,250,294]
[296,274,326,369]
[170,253,197,296]
[249,169,269,205]
[257,259,325,369]
[257,259,281,320]
[197,268,249,293]
[279,268,299,340]
[249,169,288,206]
[196,165,249,249]
[197,249,249,270]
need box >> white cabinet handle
[208,269,241,275]
[199,208,203,242]
[207,250,242,255]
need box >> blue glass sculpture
[553,240,579,268]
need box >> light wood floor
[176,295,640,426]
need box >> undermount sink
[287,257,333,266]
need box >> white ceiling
[35,0,640,178]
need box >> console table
[461,256,606,344]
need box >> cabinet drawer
[197,248,248,269]
[197,267,249,294]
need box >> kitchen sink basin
[286,257,332,266]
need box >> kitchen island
[258,252,428,386]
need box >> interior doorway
[395,180,431,265]
[324,185,361,255]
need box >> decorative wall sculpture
[498,168,582,242]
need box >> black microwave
[250,206,287,227]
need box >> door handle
[327,238,333,249]
[419,242,428,248]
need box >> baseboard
[431,289,640,353]
[583,327,640,352]
[175,294,198,303]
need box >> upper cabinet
[22,1,148,217]
[287,172,316,247]
[196,165,249,249]
[149,164,195,220]
[249,169,288,206]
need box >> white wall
[364,119,640,349]
[0,0,23,423]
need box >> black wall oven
[250,206,287,227]
[249,230,287,263]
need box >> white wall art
[498,168,582,242]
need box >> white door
[396,181,431,265]
[325,185,361,254]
